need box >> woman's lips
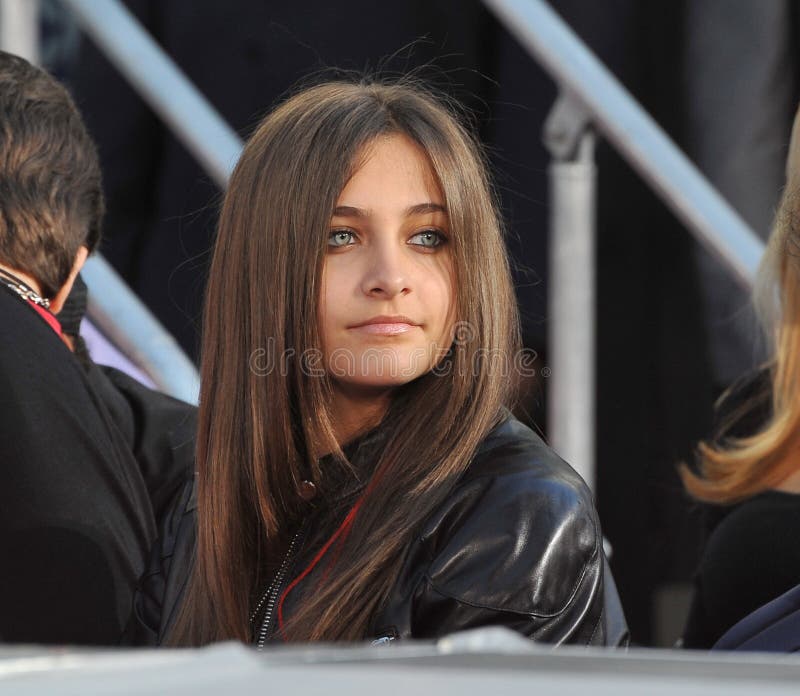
[350,322,415,336]
[348,316,419,336]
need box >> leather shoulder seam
[423,533,601,619]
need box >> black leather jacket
[133,414,627,646]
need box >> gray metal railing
[61,0,243,189]
[0,0,39,64]
[485,0,764,287]
[544,104,597,488]
[56,0,252,403]
[80,256,200,402]
[484,0,765,488]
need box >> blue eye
[328,230,356,247]
[409,230,446,248]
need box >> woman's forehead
[336,134,444,212]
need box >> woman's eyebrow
[332,205,368,218]
[405,202,447,216]
[332,203,447,218]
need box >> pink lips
[348,315,419,336]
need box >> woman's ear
[51,246,89,315]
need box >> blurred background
[13,0,799,646]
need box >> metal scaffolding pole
[81,255,200,404]
[483,0,767,490]
[0,0,39,64]
[56,0,254,403]
[545,95,596,489]
[484,0,763,289]
[61,0,242,188]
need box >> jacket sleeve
[128,476,196,646]
[96,365,198,526]
[404,469,609,645]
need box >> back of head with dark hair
[0,50,103,298]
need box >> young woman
[681,106,800,648]
[135,79,623,647]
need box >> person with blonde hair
[681,106,800,648]
[134,77,627,647]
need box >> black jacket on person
[83,362,197,528]
[0,287,157,645]
[134,414,628,646]
[683,491,800,649]
[680,369,796,649]
[0,284,196,645]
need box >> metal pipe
[0,0,39,64]
[484,0,764,288]
[547,133,596,489]
[61,0,243,188]
[55,0,229,402]
[82,254,199,404]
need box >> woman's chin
[342,375,412,390]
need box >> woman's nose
[360,242,410,299]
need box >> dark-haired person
[0,50,182,645]
[135,79,627,647]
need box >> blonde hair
[681,106,800,504]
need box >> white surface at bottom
[1,633,800,696]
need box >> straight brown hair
[171,78,520,644]
[681,106,800,504]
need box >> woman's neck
[774,467,800,494]
[329,384,392,446]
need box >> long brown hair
[171,79,520,644]
[681,106,800,504]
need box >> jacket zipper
[252,528,302,649]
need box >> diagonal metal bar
[55,0,253,403]
[81,254,199,404]
[484,0,764,288]
[0,0,40,64]
[61,0,243,187]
